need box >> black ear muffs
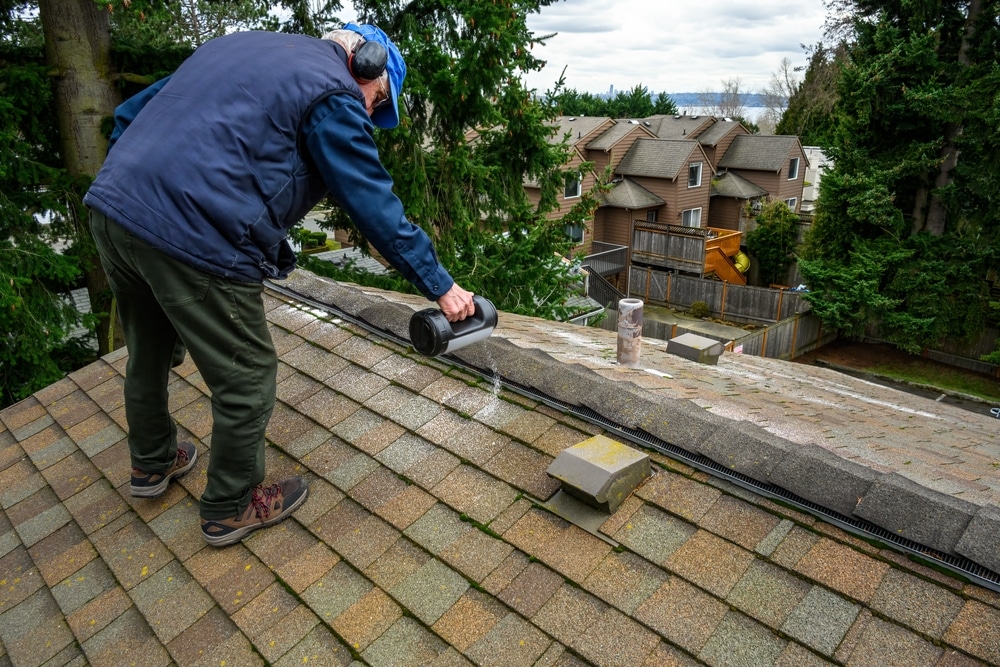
[348,40,388,82]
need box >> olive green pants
[90,210,277,520]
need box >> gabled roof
[585,121,656,152]
[311,246,389,275]
[718,134,802,171]
[636,114,716,140]
[694,119,746,147]
[546,116,614,146]
[600,177,665,209]
[616,139,703,180]
[711,171,768,199]
[1,272,998,666]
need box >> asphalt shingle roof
[693,120,743,147]
[711,171,768,199]
[546,116,612,146]
[616,139,699,180]
[600,178,665,209]
[638,114,715,140]
[718,134,801,172]
[586,122,652,151]
[2,271,998,667]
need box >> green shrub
[690,301,711,318]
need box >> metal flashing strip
[265,280,1000,593]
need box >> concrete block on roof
[692,420,794,479]
[546,434,651,513]
[285,268,352,306]
[450,336,513,370]
[953,503,1000,575]
[581,382,659,430]
[540,362,603,404]
[768,444,879,518]
[475,342,595,406]
[666,333,724,365]
[640,401,730,454]
[853,473,977,555]
[358,302,414,339]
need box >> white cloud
[522,0,828,95]
[338,0,827,98]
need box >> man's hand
[437,284,475,322]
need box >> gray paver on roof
[1,269,999,667]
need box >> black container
[409,295,498,357]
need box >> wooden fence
[629,266,810,325]
[597,306,834,361]
[616,265,997,370]
[862,324,1000,377]
[727,312,836,360]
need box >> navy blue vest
[85,32,363,281]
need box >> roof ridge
[2,276,999,665]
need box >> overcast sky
[339,1,830,98]
[522,0,830,96]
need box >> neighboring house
[525,115,808,290]
[708,171,768,233]
[525,116,617,254]
[612,138,714,236]
[716,134,808,217]
[801,146,831,213]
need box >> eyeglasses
[374,76,391,110]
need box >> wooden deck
[632,223,746,284]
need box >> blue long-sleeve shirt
[301,93,453,299]
[86,31,454,300]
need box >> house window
[788,157,800,180]
[565,223,585,244]
[681,208,702,228]
[646,209,658,222]
[785,197,798,211]
[564,172,582,199]
[688,162,703,188]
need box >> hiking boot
[130,441,198,497]
[201,476,309,547]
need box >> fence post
[720,281,728,321]
[776,288,784,322]
[791,314,799,359]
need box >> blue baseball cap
[344,22,406,129]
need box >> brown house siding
[776,149,807,211]
[708,197,745,232]
[596,207,641,248]
[703,127,748,169]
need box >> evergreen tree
[799,0,1000,353]
[746,199,800,287]
[0,18,94,405]
[776,43,844,146]
[309,0,605,320]
[548,85,677,118]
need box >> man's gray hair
[322,28,365,52]
[322,28,389,84]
